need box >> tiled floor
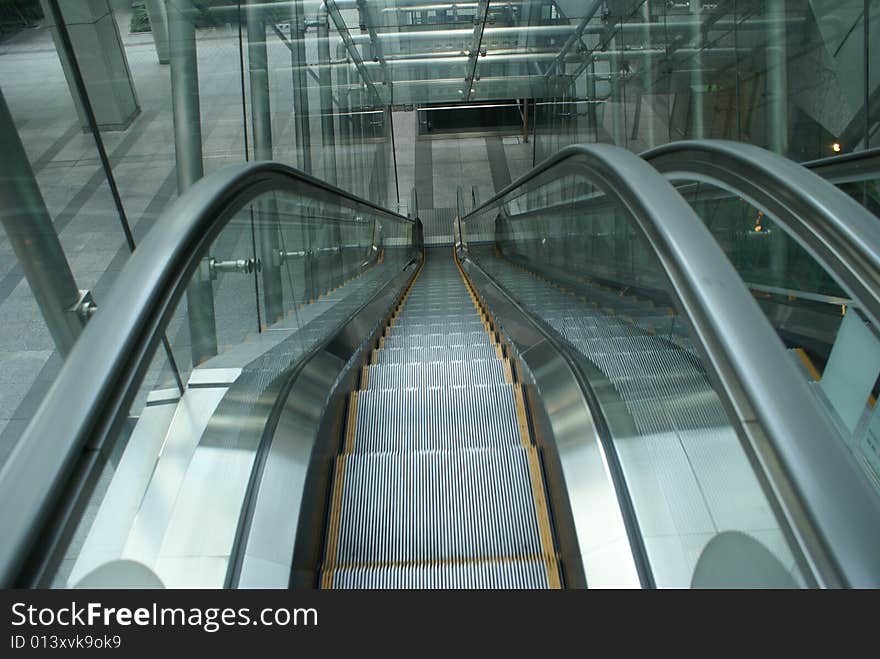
[0,12,531,468]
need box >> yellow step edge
[793,347,822,382]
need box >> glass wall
[0,0,396,472]
[534,0,880,164]
[462,157,811,588]
[46,179,415,588]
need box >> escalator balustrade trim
[455,251,561,589]
[320,252,425,589]
[318,248,561,589]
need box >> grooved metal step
[473,254,728,439]
[329,556,550,589]
[366,359,508,389]
[320,249,559,590]
[389,320,486,334]
[352,384,522,452]
[381,331,492,350]
[330,447,544,566]
[375,344,499,365]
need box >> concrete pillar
[166,0,217,366]
[144,0,170,64]
[0,90,85,357]
[41,0,141,131]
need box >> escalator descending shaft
[320,249,561,588]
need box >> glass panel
[44,183,416,588]
[0,4,136,472]
[464,157,808,588]
[858,403,880,487]
[677,181,846,298]
[820,311,880,433]
[836,176,880,219]
[675,177,880,493]
[532,0,879,161]
[50,343,180,588]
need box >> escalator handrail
[0,161,413,587]
[643,140,880,329]
[460,143,880,587]
[467,145,880,230]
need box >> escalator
[2,145,880,590]
[321,249,559,588]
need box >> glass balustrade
[45,178,416,588]
[462,154,814,588]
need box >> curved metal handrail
[460,143,880,587]
[643,140,880,328]
[0,161,414,587]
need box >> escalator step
[380,331,492,350]
[328,556,550,589]
[353,383,522,452]
[320,250,560,590]
[389,320,486,334]
[366,359,508,389]
[327,446,544,568]
[375,344,499,365]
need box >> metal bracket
[208,257,258,280]
[278,246,341,263]
[69,289,97,323]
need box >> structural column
[41,0,141,131]
[586,62,599,143]
[144,0,170,64]
[766,0,789,155]
[640,0,656,147]
[290,0,312,173]
[166,0,217,365]
[317,6,338,185]
[766,0,789,281]
[689,0,705,139]
[350,84,365,198]
[608,35,626,147]
[0,90,85,357]
[337,58,353,192]
[246,1,284,325]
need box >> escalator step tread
[374,344,498,365]
[366,359,507,389]
[329,446,544,568]
[320,251,558,590]
[326,556,550,589]
[380,331,492,349]
[353,383,521,452]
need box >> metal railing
[644,140,880,329]
[459,142,880,588]
[803,146,880,185]
[0,161,414,587]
